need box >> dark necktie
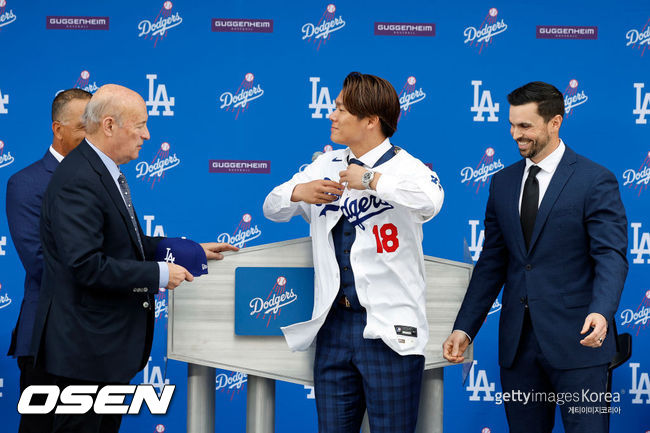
[117,172,144,256]
[520,165,542,250]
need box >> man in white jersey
[263,72,444,433]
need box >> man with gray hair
[6,88,91,433]
[30,84,237,432]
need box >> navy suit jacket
[454,146,628,370]
[6,150,58,357]
[31,140,162,383]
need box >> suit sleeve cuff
[455,329,472,343]
[158,261,169,289]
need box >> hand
[339,164,367,190]
[291,180,344,204]
[166,262,193,290]
[579,312,608,348]
[442,330,470,363]
[201,242,239,260]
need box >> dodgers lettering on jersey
[263,139,444,356]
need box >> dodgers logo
[466,359,496,401]
[622,151,650,196]
[142,356,170,393]
[399,76,426,114]
[216,371,247,400]
[217,214,262,248]
[467,219,484,262]
[0,236,6,256]
[471,80,499,122]
[154,425,166,433]
[299,144,334,171]
[620,290,650,336]
[138,1,182,47]
[630,362,650,404]
[146,74,175,116]
[136,142,180,188]
[460,147,503,193]
[302,4,346,50]
[0,89,9,114]
[219,73,264,119]
[0,283,12,310]
[319,192,394,230]
[563,79,588,115]
[626,18,650,57]
[488,299,501,316]
[464,8,508,54]
[634,82,650,125]
[72,70,99,93]
[0,140,15,169]
[250,276,298,327]
[154,288,168,321]
[631,222,650,264]
[0,0,17,30]
[309,77,335,119]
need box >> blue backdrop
[1,1,649,432]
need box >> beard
[517,135,549,160]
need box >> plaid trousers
[313,304,425,433]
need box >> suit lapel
[508,160,528,257]
[42,150,59,174]
[78,140,145,260]
[526,147,577,253]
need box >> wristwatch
[361,170,375,190]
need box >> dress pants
[500,310,609,433]
[17,356,55,433]
[51,375,124,433]
[314,303,425,433]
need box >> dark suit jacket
[6,150,58,357]
[31,139,162,383]
[454,146,628,370]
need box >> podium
[168,238,473,433]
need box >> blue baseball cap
[155,238,208,277]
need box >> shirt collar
[348,138,391,168]
[86,138,121,182]
[525,139,566,174]
[48,145,64,163]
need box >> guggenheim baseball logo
[399,76,426,114]
[136,142,180,188]
[460,147,504,193]
[212,18,273,33]
[536,25,597,40]
[138,1,182,47]
[0,0,17,30]
[219,73,264,119]
[626,18,650,56]
[46,16,108,30]
[622,151,650,196]
[464,7,508,54]
[0,140,15,168]
[218,214,262,248]
[250,276,298,327]
[374,22,435,37]
[17,385,175,415]
[302,3,346,50]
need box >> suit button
[143,301,150,308]
[343,266,349,271]
[520,297,526,304]
[525,264,532,271]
